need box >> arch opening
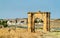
[34,18,44,31]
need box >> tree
[0,20,8,27]
[34,18,43,23]
[2,21,8,27]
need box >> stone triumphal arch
[28,11,50,32]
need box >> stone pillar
[31,14,35,32]
[28,13,32,32]
[43,13,50,32]
[28,13,35,32]
[47,13,50,31]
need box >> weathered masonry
[28,11,50,32]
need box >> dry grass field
[0,28,42,38]
[0,28,60,38]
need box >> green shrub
[0,20,8,27]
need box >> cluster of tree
[34,18,43,23]
[0,19,8,27]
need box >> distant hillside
[50,19,60,28]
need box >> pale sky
[0,0,60,19]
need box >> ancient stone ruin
[28,11,50,32]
